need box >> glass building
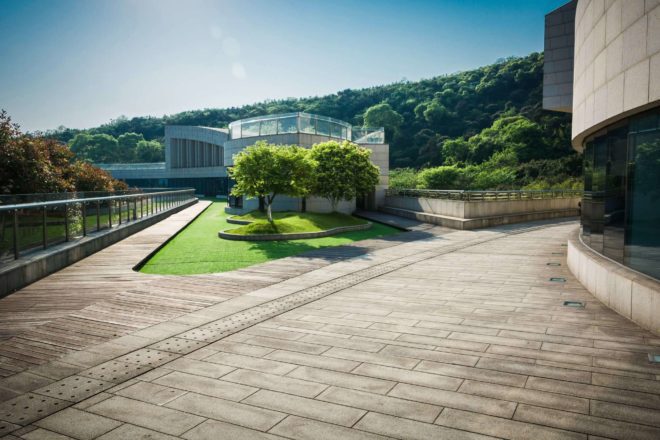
[581,109,660,280]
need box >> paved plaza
[0,205,659,439]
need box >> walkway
[0,213,659,439]
[0,202,449,378]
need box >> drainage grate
[33,376,112,402]
[550,277,566,282]
[547,263,561,266]
[648,353,660,364]
[563,300,585,308]
[0,393,70,425]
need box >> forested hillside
[49,52,580,189]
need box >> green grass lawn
[140,199,401,275]
[229,211,368,235]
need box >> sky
[0,0,568,132]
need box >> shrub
[389,168,419,189]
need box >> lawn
[139,198,401,275]
[229,211,368,235]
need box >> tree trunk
[266,194,276,223]
[331,198,338,213]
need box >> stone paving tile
[270,415,388,440]
[317,386,442,422]
[165,392,284,431]
[164,358,234,379]
[526,377,660,409]
[95,424,180,440]
[154,371,257,401]
[414,359,527,387]
[590,400,660,428]
[351,363,463,391]
[85,395,205,436]
[243,389,366,427]
[287,366,396,394]
[207,341,276,357]
[298,335,384,352]
[322,347,419,369]
[203,352,297,375]
[389,382,516,418]
[34,408,121,440]
[475,357,591,383]
[241,336,330,355]
[114,380,187,405]
[354,412,497,440]
[435,408,587,440]
[380,344,480,367]
[20,428,73,439]
[591,372,660,394]
[458,379,589,413]
[513,404,660,440]
[182,419,285,440]
[222,369,327,398]
[264,350,360,372]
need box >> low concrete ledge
[218,222,372,241]
[567,227,660,335]
[226,217,252,225]
[0,199,197,297]
[380,206,578,230]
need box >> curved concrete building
[544,0,660,333]
[101,112,389,214]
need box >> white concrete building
[100,112,389,214]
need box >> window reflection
[582,108,660,280]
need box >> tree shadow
[245,228,438,264]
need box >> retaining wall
[567,227,660,335]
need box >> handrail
[386,188,583,201]
[0,188,194,212]
[0,188,196,261]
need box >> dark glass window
[625,112,660,279]
[581,107,660,280]
[582,142,593,246]
[602,126,627,263]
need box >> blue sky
[0,0,567,132]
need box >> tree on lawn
[229,141,316,222]
[310,140,380,212]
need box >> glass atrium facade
[581,107,660,280]
[228,112,385,144]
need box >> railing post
[140,197,143,218]
[118,199,122,224]
[82,202,87,237]
[64,204,69,242]
[42,206,47,249]
[96,200,101,231]
[108,200,112,228]
[13,209,19,260]
[133,198,137,220]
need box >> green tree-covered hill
[48,52,579,189]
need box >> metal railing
[386,188,583,201]
[0,188,196,262]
